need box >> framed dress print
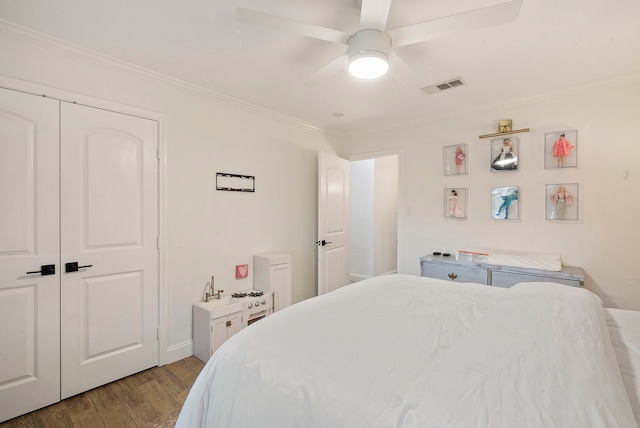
[545,130,577,169]
[443,144,468,176]
[490,137,519,172]
[546,183,579,220]
[444,188,468,219]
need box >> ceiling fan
[237,0,523,85]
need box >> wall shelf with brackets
[216,172,255,192]
[479,119,530,139]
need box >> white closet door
[0,88,61,422]
[60,103,159,399]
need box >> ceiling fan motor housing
[348,29,391,59]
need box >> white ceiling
[1,0,639,135]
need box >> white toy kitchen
[193,284,273,362]
[193,254,292,363]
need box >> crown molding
[0,19,334,136]
[3,18,639,141]
[339,70,640,139]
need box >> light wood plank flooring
[0,356,205,428]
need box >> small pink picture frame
[236,264,249,279]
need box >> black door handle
[65,262,93,273]
[26,264,56,276]
[316,240,333,246]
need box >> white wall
[350,156,398,280]
[350,160,375,279]
[0,27,338,362]
[339,77,640,310]
[373,156,398,276]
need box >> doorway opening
[349,155,398,282]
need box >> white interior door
[318,152,350,295]
[60,103,159,398]
[0,88,61,422]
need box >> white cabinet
[193,303,242,363]
[212,312,242,354]
[254,252,292,312]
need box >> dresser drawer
[491,271,582,288]
[421,262,489,284]
[420,254,584,289]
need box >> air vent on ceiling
[421,77,467,95]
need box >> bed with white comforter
[177,274,638,427]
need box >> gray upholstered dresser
[420,254,585,288]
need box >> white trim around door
[0,75,171,365]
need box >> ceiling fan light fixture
[347,29,391,80]
[348,52,389,80]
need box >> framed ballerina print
[492,186,519,220]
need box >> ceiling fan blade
[359,0,393,30]
[237,8,351,45]
[388,0,523,47]
[304,54,348,86]
[388,51,424,89]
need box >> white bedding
[177,274,637,428]
[606,308,640,426]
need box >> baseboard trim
[350,270,398,283]
[164,341,193,365]
[350,273,371,283]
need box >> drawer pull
[448,273,458,280]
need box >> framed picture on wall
[546,183,579,220]
[492,186,519,220]
[443,144,468,176]
[545,129,577,169]
[490,137,519,172]
[444,188,468,219]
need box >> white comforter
[177,274,637,427]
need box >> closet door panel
[60,103,159,399]
[85,129,143,247]
[0,88,60,423]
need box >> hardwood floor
[0,356,205,428]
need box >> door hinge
[157,237,160,249]
[156,147,160,160]
[157,328,159,340]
